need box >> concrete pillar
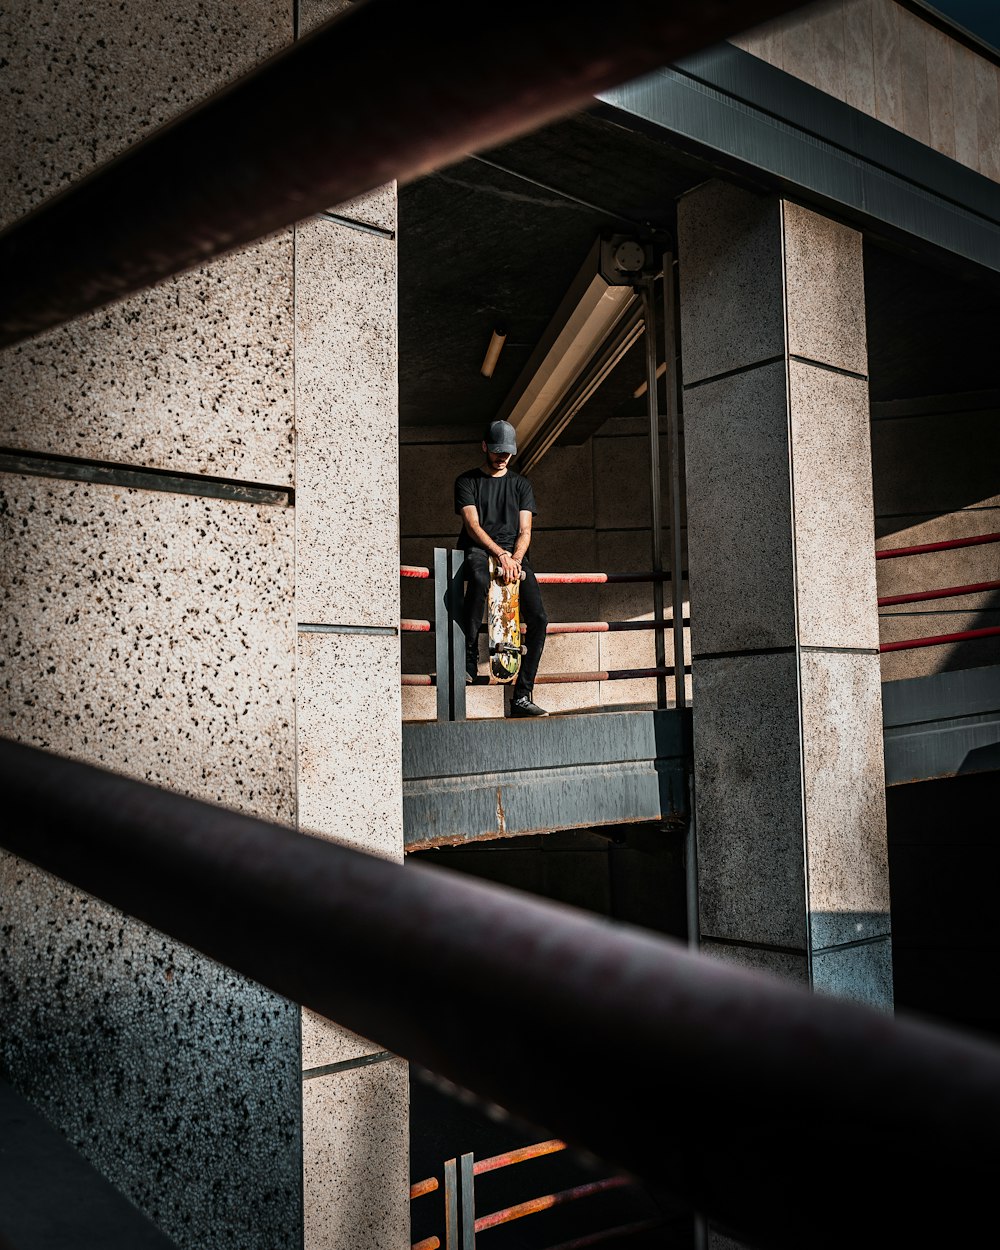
[293,184,408,1249]
[678,182,892,1008]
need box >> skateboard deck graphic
[487,557,524,684]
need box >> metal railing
[877,530,1000,653]
[399,550,690,720]
[3,735,1000,1248]
[414,1140,644,1249]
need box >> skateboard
[486,557,526,684]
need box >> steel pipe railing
[876,531,1000,652]
[534,572,678,585]
[400,552,688,717]
[875,531,1000,559]
[0,0,805,348]
[473,1140,566,1175]
[475,1176,631,1234]
[3,736,1000,1248]
[536,667,684,685]
[880,625,1000,653]
[878,578,1000,607]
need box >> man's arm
[512,510,532,564]
[460,505,520,582]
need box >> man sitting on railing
[455,419,549,717]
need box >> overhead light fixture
[495,235,655,472]
[480,327,507,378]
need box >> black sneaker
[510,691,548,717]
[466,645,479,685]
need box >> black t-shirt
[454,468,537,552]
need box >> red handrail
[410,1177,439,1199]
[473,1139,566,1175]
[878,579,1000,607]
[875,532,1000,559]
[401,565,431,579]
[401,618,432,632]
[880,626,1000,654]
[475,1176,630,1234]
[536,666,683,684]
[534,571,671,584]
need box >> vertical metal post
[460,1152,476,1249]
[639,279,667,709]
[449,549,467,722]
[444,1157,459,1250]
[662,252,687,710]
[434,548,452,723]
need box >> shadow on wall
[871,398,1000,679]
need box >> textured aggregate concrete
[294,215,399,627]
[0,5,305,1247]
[0,859,302,1250]
[302,1060,409,1250]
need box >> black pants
[461,548,548,693]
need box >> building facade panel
[0,232,296,484]
[0,474,296,814]
[788,364,878,651]
[294,214,399,628]
[691,651,810,951]
[302,1059,410,1250]
[673,184,785,385]
[800,650,891,949]
[732,0,1000,182]
[681,361,797,655]
[296,630,403,860]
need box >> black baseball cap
[485,419,517,455]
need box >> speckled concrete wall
[678,181,892,1014]
[731,0,1000,184]
[3,0,410,1238]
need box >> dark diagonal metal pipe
[0,0,806,348]
[2,736,999,1248]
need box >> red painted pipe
[475,1176,630,1233]
[880,625,1000,653]
[400,566,431,580]
[536,666,682,683]
[400,619,432,632]
[875,532,1000,559]
[545,619,688,634]
[473,1140,565,1175]
[878,579,1000,607]
[535,572,672,585]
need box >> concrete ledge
[403,709,690,848]
[883,665,1000,784]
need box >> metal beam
[2,737,1000,1247]
[403,708,689,847]
[597,46,1000,277]
[0,0,809,348]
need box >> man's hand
[498,551,521,584]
